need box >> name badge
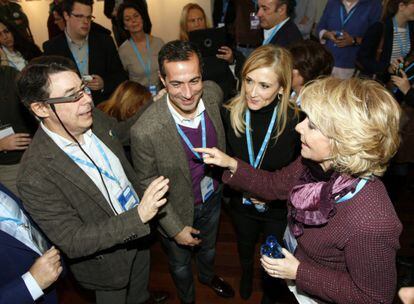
[250,12,260,30]
[117,185,139,211]
[200,176,214,203]
[283,226,298,254]
[217,22,225,28]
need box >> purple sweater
[179,112,218,205]
[223,157,402,304]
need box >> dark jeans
[230,201,287,300]
[160,189,222,303]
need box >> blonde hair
[226,45,298,139]
[97,81,151,121]
[179,3,210,41]
[300,77,401,177]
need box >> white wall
[19,0,212,49]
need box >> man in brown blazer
[131,40,234,304]
[16,56,169,304]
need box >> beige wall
[19,0,212,49]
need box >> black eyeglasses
[39,84,92,104]
[70,13,95,22]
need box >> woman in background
[0,19,41,71]
[117,1,164,90]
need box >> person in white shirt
[16,55,169,304]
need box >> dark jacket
[43,31,127,104]
[268,18,303,47]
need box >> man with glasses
[43,0,127,105]
[16,55,169,304]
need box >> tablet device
[188,27,227,58]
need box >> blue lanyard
[220,0,230,23]
[67,135,121,187]
[340,5,357,29]
[262,20,286,45]
[71,44,89,75]
[393,17,411,58]
[0,216,22,225]
[336,178,368,203]
[245,104,278,168]
[175,112,206,161]
[129,35,152,85]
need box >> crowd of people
[0,0,414,304]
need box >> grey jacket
[17,109,149,290]
[131,81,225,238]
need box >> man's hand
[87,74,104,91]
[0,133,31,151]
[29,247,63,290]
[137,176,169,223]
[174,226,201,246]
[335,31,353,48]
[391,70,411,95]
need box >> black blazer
[268,19,303,48]
[43,31,127,104]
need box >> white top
[41,123,134,214]
[166,96,206,129]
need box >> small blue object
[149,85,157,97]
[261,235,284,258]
[335,31,343,38]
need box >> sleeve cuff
[319,30,327,44]
[22,271,44,301]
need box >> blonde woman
[179,3,241,102]
[221,45,301,302]
[196,77,402,303]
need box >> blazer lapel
[0,230,39,255]
[36,128,115,216]
[202,89,225,151]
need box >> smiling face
[0,22,14,50]
[31,71,94,141]
[160,53,203,118]
[186,8,207,32]
[123,7,143,34]
[244,66,282,111]
[295,117,332,171]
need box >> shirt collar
[166,95,205,124]
[263,17,290,40]
[41,122,92,148]
[65,28,88,48]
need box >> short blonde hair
[300,77,401,177]
[226,45,298,139]
[179,3,209,41]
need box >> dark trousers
[95,249,150,304]
[160,190,222,303]
[230,202,287,300]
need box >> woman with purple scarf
[195,77,402,304]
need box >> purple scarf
[288,161,359,237]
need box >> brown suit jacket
[17,109,149,290]
[131,81,225,238]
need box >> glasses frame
[70,13,95,22]
[38,83,91,104]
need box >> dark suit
[17,110,150,300]
[42,32,127,104]
[131,81,225,302]
[0,183,58,304]
[267,19,303,47]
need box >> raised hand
[137,176,169,223]
[193,147,238,173]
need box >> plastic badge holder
[261,235,285,259]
